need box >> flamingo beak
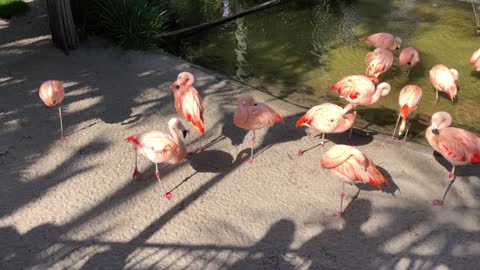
[432,128,440,135]
[182,130,188,138]
[175,84,180,90]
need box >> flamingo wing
[470,48,480,64]
[331,76,373,103]
[435,128,480,165]
[176,86,205,135]
[248,103,284,128]
[137,131,179,163]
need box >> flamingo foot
[332,211,343,218]
[247,157,254,164]
[297,149,303,157]
[400,140,406,145]
[448,172,454,179]
[164,192,173,200]
[58,136,68,141]
[340,191,345,197]
[132,167,141,178]
[432,199,443,206]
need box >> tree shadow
[470,70,480,79]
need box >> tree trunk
[45,0,79,54]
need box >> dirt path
[0,2,479,269]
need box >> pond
[166,0,480,145]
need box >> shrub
[0,0,29,19]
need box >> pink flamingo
[171,72,205,153]
[399,47,420,76]
[429,64,459,103]
[39,80,66,141]
[391,85,423,143]
[425,111,480,206]
[321,145,389,217]
[470,48,480,71]
[330,75,391,113]
[125,118,188,200]
[360,32,402,51]
[296,103,357,156]
[365,48,394,83]
[233,95,285,163]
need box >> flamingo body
[172,72,205,135]
[233,95,284,131]
[470,48,480,71]
[360,32,401,51]
[39,80,64,107]
[330,75,391,109]
[296,103,356,134]
[365,48,394,82]
[429,64,458,102]
[398,85,422,134]
[399,47,420,68]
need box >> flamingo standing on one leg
[425,111,480,206]
[365,48,394,84]
[360,32,402,51]
[391,85,423,143]
[470,48,480,71]
[171,72,205,153]
[125,118,188,200]
[295,103,357,156]
[233,95,285,163]
[429,64,459,103]
[321,145,389,217]
[399,47,420,77]
[39,80,67,141]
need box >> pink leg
[155,163,172,200]
[132,151,141,179]
[332,183,345,218]
[390,114,401,142]
[320,133,325,155]
[298,130,313,157]
[432,167,455,206]
[248,131,255,163]
[58,106,67,141]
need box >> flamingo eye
[253,103,258,106]
[330,119,335,122]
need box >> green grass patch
[0,0,29,19]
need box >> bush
[0,0,29,19]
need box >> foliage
[0,0,29,19]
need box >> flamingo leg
[248,130,255,163]
[401,118,411,144]
[432,170,456,206]
[320,133,325,155]
[297,129,314,157]
[155,163,172,200]
[435,88,439,103]
[132,150,141,179]
[58,106,67,141]
[406,68,411,78]
[391,114,401,141]
[333,182,346,218]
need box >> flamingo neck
[169,124,180,145]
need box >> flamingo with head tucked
[391,85,423,143]
[321,145,389,217]
[365,48,394,83]
[125,118,188,200]
[399,47,420,77]
[360,32,402,51]
[296,103,356,156]
[172,72,205,153]
[233,95,285,163]
[470,48,480,71]
[429,64,459,103]
[39,80,66,141]
[425,111,480,206]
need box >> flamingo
[391,85,423,143]
[321,145,389,217]
[125,118,188,200]
[330,75,391,113]
[429,64,459,103]
[365,48,394,83]
[39,80,66,141]
[295,103,357,156]
[360,32,402,51]
[233,95,285,163]
[470,48,480,71]
[425,111,480,206]
[399,47,420,76]
[171,72,205,153]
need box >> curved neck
[169,124,180,145]
[371,85,385,103]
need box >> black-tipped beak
[407,61,411,65]
[175,84,180,90]
[182,130,188,138]
[432,128,439,135]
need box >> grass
[0,0,29,19]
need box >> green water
[168,0,480,143]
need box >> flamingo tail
[295,114,310,127]
[275,112,285,124]
[187,113,205,135]
[400,104,410,120]
[367,164,390,190]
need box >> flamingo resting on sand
[425,111,480,206]
[125,118,188,200]
[470,48,480,71]
[360,32,402,51]
[233,95,285,163]
[296,103,357,156]
[39,80,66,141]
[172,72,205,153]
[365,48,394,83]
[391,85,423,143]
[321,145,389,217]
[399,47,420,77]
[429,64,458,103]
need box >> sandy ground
[1,1,479,270]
